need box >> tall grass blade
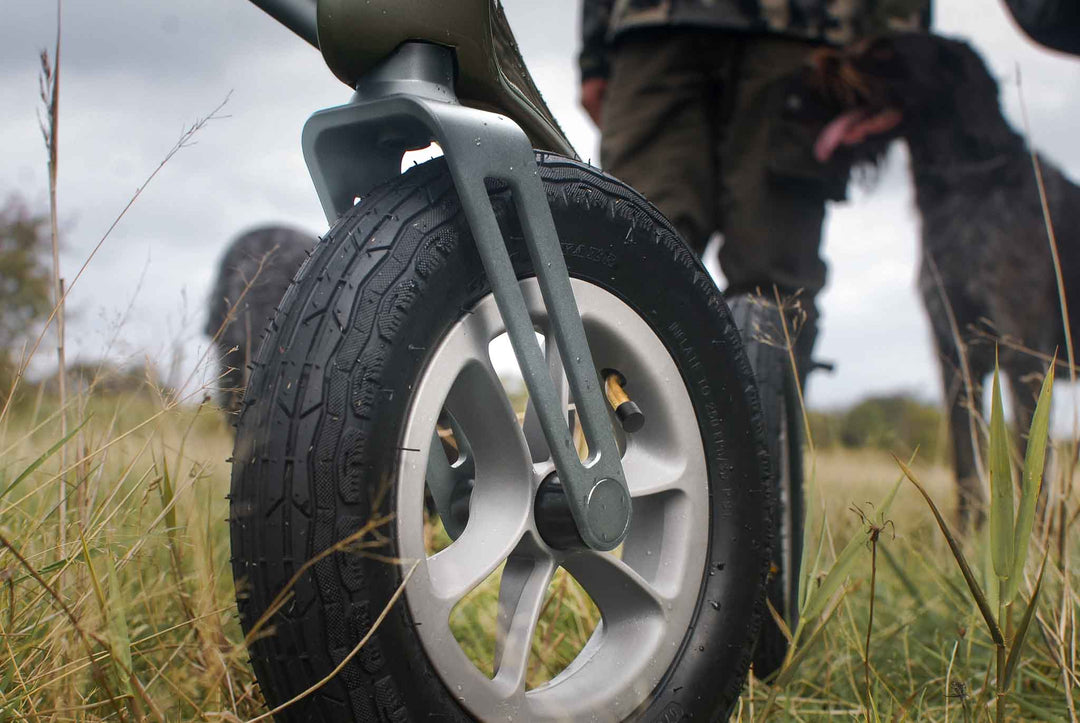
[988,362,1014,584]
[1008,361,1054,604]
[77,528,107,612]
[160,454,176,533]
[985,525,1000,616]
[875,469,903,524]
[76,530,125,696]
[800,476,902,623]
[0,415,88,502]
[1013,697,1066,723]
[11,554,77,585]
[1003,551,1048,689]
[774,589,848,688]
[868,689,881,723]
[797,471,823,618]
[0,659,14,705]
[104,542,134,697]
[799,525,859,624]
[895,457,1004,645]
[766,598,794,644]
[879,544,924,606]
[798,496,828,619]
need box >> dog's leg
[921,254,992,530]
[948,374,986,530]
[1006,362,1043,446]
[939,342,991,531]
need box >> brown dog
[798,33,1079,526]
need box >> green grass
[1,380,1077,721]
[741,443,1076,722]
[0,387,257,720]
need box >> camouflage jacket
[580,0,930,79]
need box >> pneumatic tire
[728,294,805,680]
[230,153,772,721]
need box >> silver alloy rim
[397,278,709,721]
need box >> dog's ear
[936,39,1017,153]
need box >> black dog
[802,33,1079,526]
[206,225,316,413]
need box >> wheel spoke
[522,337,570,463]
[425,335,535,607]
[621,444,691,499]
[427,430,466,538]
[444,410,475,478]
[444,358,531,474]
[425,517,527,607]
[492,553,556,695]
[561,550,668,623]
[426,309,501,393]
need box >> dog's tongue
[814,111,867,163]
[814,109,904,162]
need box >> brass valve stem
[603,370,645,433]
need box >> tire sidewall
[236,156,771,721]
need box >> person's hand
[580,78,608,127]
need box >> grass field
[0,380,1076,721]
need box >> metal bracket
[301,42,631,550]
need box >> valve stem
[603,369,645,433]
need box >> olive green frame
[318,0,575,157]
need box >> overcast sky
[1,0,1078,412]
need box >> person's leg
[600,31,722,255]
[717,36,846,378]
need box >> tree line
[808,393,945,460]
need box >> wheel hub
[397,278,710,721]
[534,473,632,551]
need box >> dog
[799,33,1080,526]
[206,225,316,413]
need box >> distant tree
[838,393,942,459]
[806,409,841,449]
[0,195,53,387]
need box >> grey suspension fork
[433,102,632,551]
[244,11,632,549]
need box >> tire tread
[231,155,773,720]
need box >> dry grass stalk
[39,0,67,565]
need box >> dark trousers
[600,29,849,343]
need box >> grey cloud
[1,1,306,81]
[1,0,1077,411]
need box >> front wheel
[230,154,772,720]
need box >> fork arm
[301,42,631,551]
